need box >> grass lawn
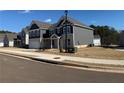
[43,47,124,60]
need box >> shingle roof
[0,33,17,41]
[57,16,93,30]
[28,16,93,30]
[22,26,30,32]
[31,20,51,29]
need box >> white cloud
[44,18,52,23]
[19,10,31,14]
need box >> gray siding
[43,39,51,49]
[73,26,93,46]
[29,38,40,49]
[60,34,74,49]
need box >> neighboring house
[0,33,17,47]
[14,26,29,48]
[29,20,51,49]
[93,35,101,46]
[18,16,94,49]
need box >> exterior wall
[93,38,101,46]
[0,39,3,47]
[43,39,51,49]
[73,26,93,47]
[60,34,74,49]
[29,29,46,49]
[29,38,40,49]
[0,40,14,47]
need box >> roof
[31,20,51,29]
[0,33,17,41]
[57,16,93,30]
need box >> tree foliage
[0,30,14,33]
[90,25,120,45]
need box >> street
[0,53,124,83]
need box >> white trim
[57,39,59,49]
[73,26,75,47]
[51,39,52,48]
[50,34,59,38]
[29,28,40,32]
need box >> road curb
[1,51,124,72]
[32,56,124,71]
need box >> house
[19,16,94,49]
[0,33,17,47]
[93,35,101,46]
[29,20,51,49]
[14,26,29,48]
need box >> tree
[0,30,14,33]
[119,30,124,46]
[90,25,120,45]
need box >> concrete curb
[1,51,124,72]
[32,57,124,71]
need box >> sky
[0,10,124,32]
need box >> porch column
[57,38,59,49]
[51,38,52,49]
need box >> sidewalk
[0,48,124,71]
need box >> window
[56,29,60,35]
[67,26,70,33]
[68,39,71,45]
[32,31,34,37]
[36,30,40,37]
[67,26,73,34]
[31,31,34,37]
[62,25,73,34]
[38,30,40,36]
[63,26,66,34]
[60,27,63,34]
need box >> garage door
[0,42,3,47]
[29,38,40,49]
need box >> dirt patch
[41,47,124,60]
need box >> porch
[43,34,60,49]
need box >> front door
[52,39,58,48]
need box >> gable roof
[30,20,51,30]
[50,34,59,38]
[22,26,30,33]
[56,16,93,30]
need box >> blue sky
[0,10,124,32]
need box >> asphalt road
[0,53,124,83]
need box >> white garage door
[0,42,3,47]
[29,38,40,49]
